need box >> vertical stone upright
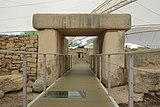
[37,29,65,82]
[101,30,126,87]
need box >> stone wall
[68,48,93,65]
[0,35,38,81]
[133,53,160,67]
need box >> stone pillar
[101,30,126,87]
[37,29,64,82]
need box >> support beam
[91,0,137,14]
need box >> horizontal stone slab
[33,14,131,31]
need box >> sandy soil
[119,94,160,107]
[0,91,39,107]
[111,85,160,107]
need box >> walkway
[29,63,117,107]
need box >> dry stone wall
[0,35,38,81]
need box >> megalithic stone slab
[33,14,131,30]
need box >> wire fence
[89,49,160,107]
[0,50,72,107]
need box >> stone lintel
[33,14,131,31]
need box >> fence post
[22,54,27,107]
[93,55,96,74]
[95,55,97,77]
[63,55,66,73]
[107,55,111,96]
[91,55,93,70]
[43,54,47,92]
[99,55,102,82]
[71,55,72,68]
[128,54,134,107]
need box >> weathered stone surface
[26,44,33,47]
[16,43,25,47]
[32,78,53,92]
[0,54,5,58]
[6,43,14,48]
[12,60,22,64]
[0,74,22,92]
[27,87,33,93]
[33,14,131,33]
[27,57,37,62]
[28,77,36,81]
[27,80,34,87]
[28,63,37,68]
[0,90,5,98]
[134,67,160,93]
[32,78,44,92]
[112,85,144,104]
[11,70,19,74]
[30,35,37,40]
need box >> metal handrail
[90,49,160,107]
[91,49,160,56]
[0,50,72,56]
[0,50,72,107]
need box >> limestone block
[0,54,5,58]
[13,64,21,67]
[26,44,33,47]
[12,60,22,64]
[8,37,14,41]
[10,66,20,70]
[11,70,19,74]
[30,40,35,43]
[8,47,19,51]
[0,90,5,98]
[27,57,37,63]
[0,74,23,92]
[14,39,21,43]
[0,61,2,66]
[28,73,37,77]
[11,36,19,40]
[31,68,37,73]
[134,68,160,93]
[20,36,29,40]
[33,43,38,48]
[6,43,14,48]
[33,14,131,30]
[5,55,12,58]
[23,41,30,44]
[28,63,37,68]
[0,37,6,41]
[31,54,37,58]
[32,78,44,92]
[32,78,51,92]
[20,47,26,51]
[28,77,36,81]
[27,48,37,52]
[16,43,26,47]
[27,80,34,87]
[12,55,21,60]
[27,87,33,93]
[2,42,6,45]
[30,35,37,40]
[1,68,9,72]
